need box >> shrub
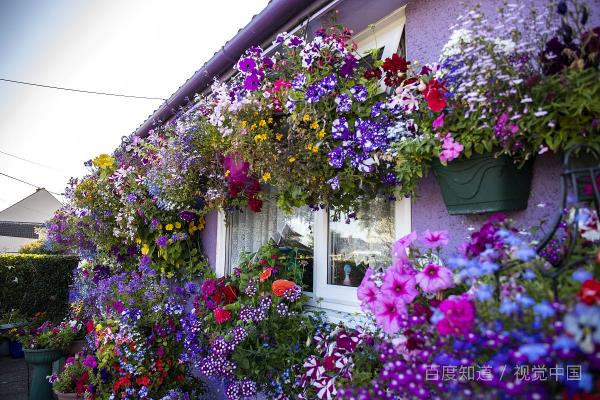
[0,254,77,321]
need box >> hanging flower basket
[431,153,534,215]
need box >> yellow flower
[312,146,318,153]
[135,238,141,244]
[303,114,311,122]
[96,323,103,331]
[92,154,115,169]
[197,217,206,230]
[225,169,231,177]
[254,133,267,143]
[175,222,182,229]
[259,119,267,127]
[165,223,174,231]
[318,129,326,138]
[288,156,296,163]
[157,224,163,231]
[262,172,271,182]
[141,244,149,255]
[268,117,273,123]
[241,121,247,128]
[306,143,313,151]
[275,133,283,141]
[250,123,257,130]
[310,121,319,130]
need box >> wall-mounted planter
[431,153,534,215]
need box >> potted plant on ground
[48,354,92,399]
[16,320,76,400]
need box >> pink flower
[381,269,418,304]
[392,231,417,262]
[439,134,464,163]
[415,263,453,293]
[214,307,232,324]
[436,297,475,336]
[357,267,379,312]
[432,112,445,130]
[373,294,407,334]
[421,229,449,248]
[82,356,97,369]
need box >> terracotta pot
[67,339,86,355]
[54,391,82,400]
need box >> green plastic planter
[23,348,63,400]
[431,153,534,215]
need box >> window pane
[328,199,395,287]
[227,205,314,291]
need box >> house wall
[201,0,600,264]
[0,236,35,253]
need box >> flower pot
[432,153,534,215]
[67,339,86,355]
[54,391,82,400]
[9,340,24,358]
[23,348,63,400]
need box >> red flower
[272,279,296,297]
[579,279,600,305]
[136,376,150,386]
[322,355,336,371]
[86,320,94,333]
[382,53,410,73]
[222,285,237,304]
[214,307,232,324]
[113,375,131,392]
[75,370,89,394]
[423,79,447,112]
[259,267,273,283]
[248,196,263,212]
[364,67,382,80]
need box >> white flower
[533,108,548,117]
[520,96,533,103]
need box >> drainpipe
[133,0,337,139]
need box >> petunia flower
[436,296,475,336]
[214,307,232,324]
[415,263,453,293]
[432,112,445,130]
[421,229,449,248]
[357,267,378,312]
[381,269,418,304]
[373,294,406,334]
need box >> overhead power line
[0,78,167,101]
[0,149,67,174]
[0,171,63,196]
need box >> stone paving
[0,357,28,400]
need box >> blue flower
[533,301,554,319]
[572,268,593,283]
[499,299,518,315]
[350,84,368,102]
[335,94,352,113]
[564,303,600,354]
[522,269,536,280]
[291,74,306,90]
[518,343,547,362]
[514,246,536,262]
[327,176,340,190]
[474,284,494,301]
[328,147,345,169]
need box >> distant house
[0,188,62,253]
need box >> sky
[0,0,270,212]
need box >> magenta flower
[415,263,453,293]
[381,269,418,304]
[373,294,406,334]
[392,231,417,262]
[243,74,261,91]
[357,267,379,312]
[237,57,256,73]
[432,112,445,130]
[421,229,449,248]
[82,356,97,369]
[439,134,464,163]
[436,296,475,336]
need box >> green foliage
[0,254,77,321]
[19,239,63,255]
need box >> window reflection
[328,199,395,287]
[275,207,314,292]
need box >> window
[216,6,410,313]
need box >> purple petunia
[340,55,358,77]
[237,57,256,74]
[328,147,345,169]
[318,73,338,95]
[305,84,321,103]
[350,84,368,102]
[331,117,350,140]
[327,176,340,190]
[335,94,352,113]
[244,74,261,91]
[285,35,304,48]
[291,74,306,90]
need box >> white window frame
[215,6,410,314]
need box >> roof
[0,221,41,239]
[0,188,63,223]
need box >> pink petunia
[439,134,464,163]
[392,231,417,262]
[415,263,453,293]
[373,294,407,335]
[421,229,449,248]
[432,112,445,130]
[357,268,379,312]
[381,269,418,304]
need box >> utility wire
[0,78,167,101]
[0,171,63,196]
[0,149,67,174]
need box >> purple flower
[237,57,256,73]
[415,264,453,293]
[113,300,125,313]
[331,117,350,140]
[357,267,378,312]
[82,356,97,369]
[371,101,384,118]
[340,55,358,77]
[202,279,216,296]
[139,255,151,268]
[335,94,352,113]
[318,73,337,95]
[291,74,306,90]
[285,35,304,48]
[243,74,261,91]
[305,84,321,103]
[178,211,197,222]
[327,176,340,190]
[156,235,168,247]
[328,147,345,169]
[126,193,137,203]
[350,84,368,102]
[421,229,449,248]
